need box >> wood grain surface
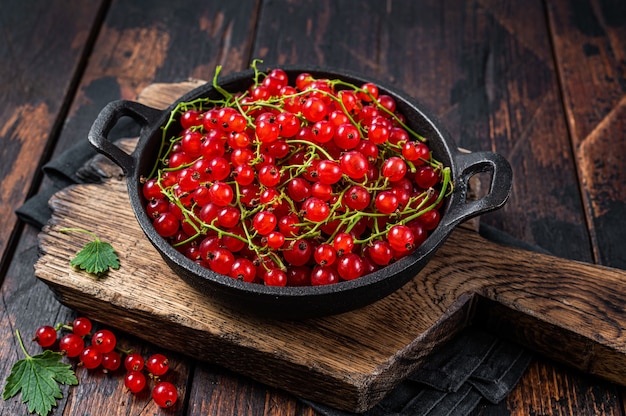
[0,1,104,274]
[2,0,625,415]
[34,174,626,412]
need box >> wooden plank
[49,0,261,156]
[0,0,104,269]
[0,1,281,415]
[250,0,622,415]
[45,0,305,414]
[33,173,626,412]
[547,0,626,270]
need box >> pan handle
[88,100,163,176]
[443,150,513,227]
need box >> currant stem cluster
[142,61,454,285]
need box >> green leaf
[3,331,78,416]
[60,228,120,275]
[69,239,120,275]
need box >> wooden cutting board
[34,81,626,413]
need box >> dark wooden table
[2,0,625,415]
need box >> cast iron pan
[88,66,513,319]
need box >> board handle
[444,151,513,228]
[88,100,163,175]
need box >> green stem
[15,329,31,359]
[59,228,100,242]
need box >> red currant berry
[414,165,440,189]
[368,240,394,266]
[146,353,169,376]
[381,157,407,182]
[337,253,365,280]
[92,329,116,354]
[339,151,368,179]
[276,112,300,138]
[286,178,312,202]
[343,185,371,211]
[180,109,202,129]
[263,268,288,286]
[302,97,328,122]
[316,160,343,185]
[59,333,85,357]
[283,239,313,266]
[334,124,361,150]
[102,351,122,372]
[358,82,379,102]
[310,266,340,285]
[208,181,234,206]
[207,248,235,275]
[153,212,180,237]
[286,266,312,286]
[302,197,330,222]
[387,225,415,252]
[253,211,277,235]
[262,231,285,250]
[34,326,57,348]
[375,191,400,214]
[229,258,257,282]
[79,346,103,369]
[142,178,165,200]
[333,233,354,255]
[124,353,145,372]
[402,141,430,162]
[152,381,178,408]
[314,243,337,266]
[124,370,147,394]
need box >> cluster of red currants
[142,63,453,286]
[34,317,178,408]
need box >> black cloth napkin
[16,138,536,416]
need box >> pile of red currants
[142,63,453,287]
[34,318,178,408]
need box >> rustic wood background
[1,0,625,415]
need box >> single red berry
[207,248,235,275]
[310,266,340,286]
[302,197,330,222]
[375,191,399,214]
[79,346,103,369]
[337,253,365,280]
[34,326,57,348]
[283,239,313,266]
[102,351,122,372]
[333,233,354,255]
[387,225,415,252]
[263,268,288,286]
[124,353,145,372]
[92,329,116,353]
[358,82,379,102]
[59,333,85,357]
[381,157,408,182]
[125,370,147,394]
[414,165,440,189]
[146,353,169,376]
[302,97,328,122]
[253,211,277,235]
[152,381,178,408]
[368,240,394,266]
[316,160,343,185]
[229,258,257,282]
[314,243,337,266]
[343,185,371,211]
[334,124,361,150]
[153,212,179,237]
[340,151,368,179]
